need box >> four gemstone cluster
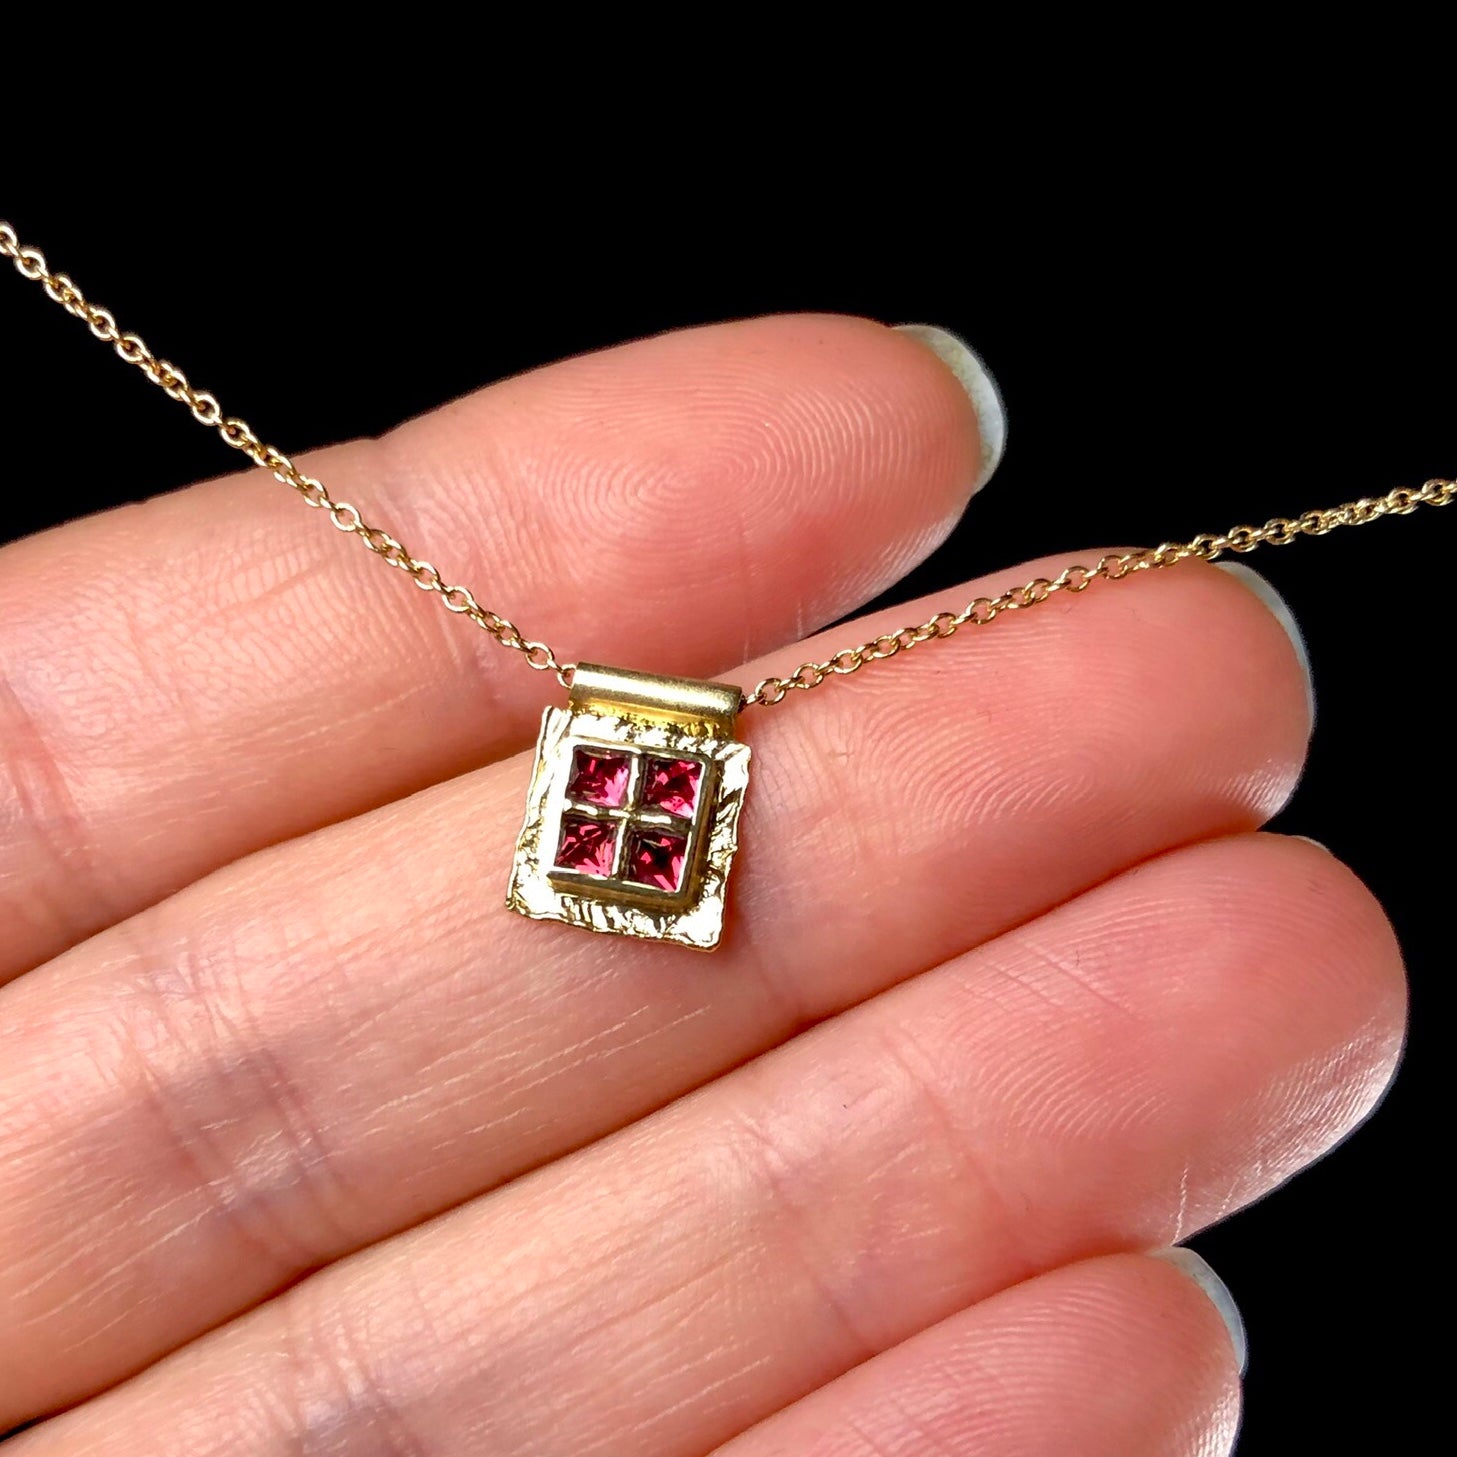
[553,747,704,893]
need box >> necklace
[5,221,1452,951]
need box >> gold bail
[568,663,742,736]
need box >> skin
[0,315,1404,1454]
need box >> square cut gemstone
[554,815,618,877]
[625,829,688,891]
[566,748,631,807]
[642,757,701,818]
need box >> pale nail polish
[1153,1246,1249,1376]
[894,324,1006,492]
[1214,560,1315,723]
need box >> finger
[712,1252,1244,1457]
[0,314,986,979]
[6,835,1400,1456]
[0,555,1313,1423]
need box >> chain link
[0,221,574,688]
[743,481,1454,705]
[3,221,1450,712]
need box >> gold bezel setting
[545,736,717,909]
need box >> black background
[1,175,1449,1454]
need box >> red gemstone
[554,815,618,877]
[567,748,631,807]
[642,757,701,818]
[625,829,688,891]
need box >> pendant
[506,663,751,950]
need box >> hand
[0,316,1402,1455]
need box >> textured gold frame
[506,666,751,950]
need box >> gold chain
[743,479,1456,705]
[3,220,1452,711]
[0,223,572,687]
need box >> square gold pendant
[506,663,751,950]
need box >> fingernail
[894,324,1006,491]
[1288,834,1331,854]
[1153,1246,1249,1376]
[1213,561,1315,723]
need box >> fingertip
[894,322,1007,491]
[1214,561,1314,724]
[1151,1246,1249,1375]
